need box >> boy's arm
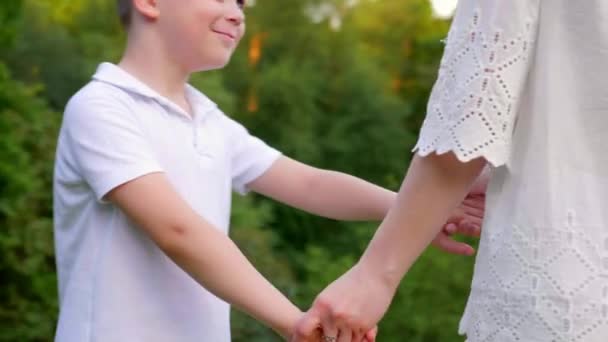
[248,156,485,255]
[107,173,301,339]
[248,156,394,221]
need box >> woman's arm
[292,153,486,339]
[361,153,486,288]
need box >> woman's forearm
[359,153,486,289]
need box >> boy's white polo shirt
[53,63,281,342]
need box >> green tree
[1,0,124,110]
[0,63,60,341]
[351,0,452,130]
[0,0,22,48]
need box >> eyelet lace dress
[414,1,608,341]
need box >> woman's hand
[291,263,392,342]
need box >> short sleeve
[413,0,541,167]
[219,115,281,195]
[63,90,163,201]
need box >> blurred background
[0,0,479,341]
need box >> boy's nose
[226,6,245,26]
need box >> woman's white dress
[414,1,608,340]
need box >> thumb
[364,326,378,341]
[291,311,321,342]
[434,234,475,256]
[443,222,458,235]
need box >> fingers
[453,199,484,237]
[443,217,481,238]
[448,220,480,238]
[336,325,352,342]
[443,222,458,235]
[462,196,485,210]
[364,326,378,342]
[461,198,484,217]
[433,233,475,256]
[352,329,364,342]
[461,221,482,237]
[292,311,321,342]
[320,311,339,342]
[461,202,484,221]
[292,327,322,342]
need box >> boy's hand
[432,169,489,256]
[433,192,484,255]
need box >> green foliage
[0,63,59,340]
[1,0,124,110]
[0,0,477,341]
[0,0,22,48]
[380,247,476,341]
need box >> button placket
[192,108,215,159]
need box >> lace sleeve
[413,0,541,167]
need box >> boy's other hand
[432,190,485,256]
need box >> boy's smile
[211,27,239,47]
[152,0,245,71]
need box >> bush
[0,63,60,340]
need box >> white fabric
[53,63,281,342]
[415,1,608,341]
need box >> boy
[53,0,485,341]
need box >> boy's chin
[192,54,233,72]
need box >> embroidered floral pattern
[414,8,537,166]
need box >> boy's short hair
[117,0,132,27]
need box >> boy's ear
[132,0,160,21]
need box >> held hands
[289,324,377,342]
[287,309,378,342]
[290,263,387,342]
